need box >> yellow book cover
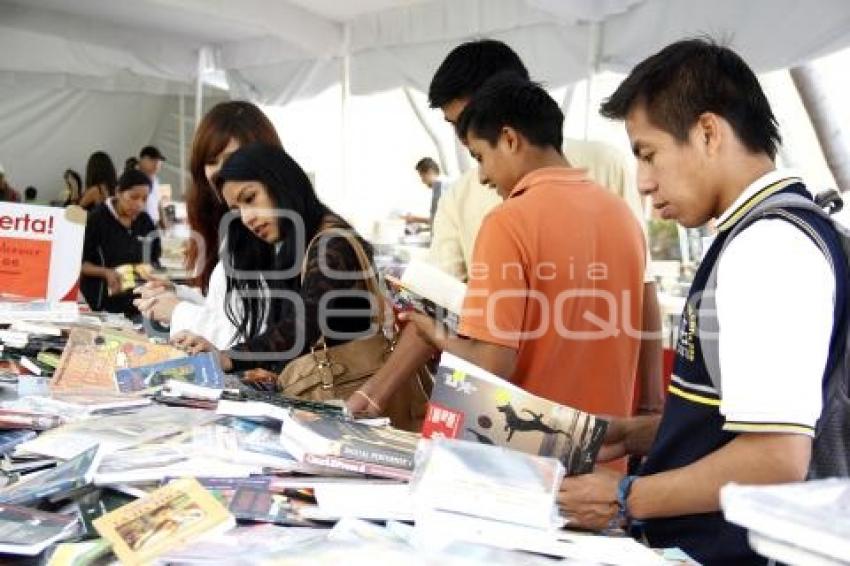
[92,477,234,565]
[113,263,160,293]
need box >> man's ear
[696,112,723,157]
[501,126,521,153]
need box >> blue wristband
[617,474,640,525]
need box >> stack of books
[280,409,421,481]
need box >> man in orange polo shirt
[402,74,645,419]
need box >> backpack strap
[698,192,840,395]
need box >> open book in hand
[423,353,608,475]
[384,259,466,332]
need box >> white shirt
[170,262,239,349]
[146,176,160,224]
[716,169,835,434]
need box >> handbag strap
[299,225,388,336]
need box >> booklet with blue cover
[115,352,225,393]
[0,444,102,506]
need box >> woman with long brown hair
[134,101,282,348]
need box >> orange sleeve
[458,212,526,350]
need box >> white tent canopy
[3,0,850,101]
[1,0,850,199]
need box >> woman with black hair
[171,143,375,375]
[80,168,161,316]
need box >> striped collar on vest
[716,174,803,232]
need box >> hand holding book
[398,311,450,351]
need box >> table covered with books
[0,299,711,566]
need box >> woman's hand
[103,269,123,295]
[137,277,175,293]
[346,388,383,417]
[134,290,180,323]
[170,331,233,371]
[242,368,279,390]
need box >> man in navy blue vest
[557,39,845,565]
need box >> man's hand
[598,417,629,462]
[170,331,233,371]
[398,311,450,351]
[597,415,662,461]
[558,467,623,531]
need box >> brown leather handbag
[276,227,432,431]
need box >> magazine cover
[422,353,608,475]
[51,327,184,392]
[384,273,460,332]
[228,486,318,527]
[115,352,224,393]
[93,477,234,565]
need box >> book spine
[0,414,62,430]
[338,443,414,471]
[304,453,412,481]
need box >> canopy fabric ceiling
[1,0,849,103]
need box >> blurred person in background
[62,168,83,206]
[80,168,160,316]
[79,151,117,210]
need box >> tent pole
[584,22,602,140]
[178,93,186,198]
[340,23,352,207]
[194,47,206,132]
[403,85,450,175]
[790,64,850,192]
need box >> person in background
[80,168,160,316]
[169,143,375,378]
[138,145,166,225]
[62,169,83,206]
[134,101,283,351]
[0,163,21,202]
[23,187,37,203]
[124,156,139,173]
[79,151,117,210]
[405,157,450,228]
[557,39,845,565]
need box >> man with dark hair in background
[407,157,450,228]
[23,186,38,203]
[138,145,166,225]
[559,39,845,565]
